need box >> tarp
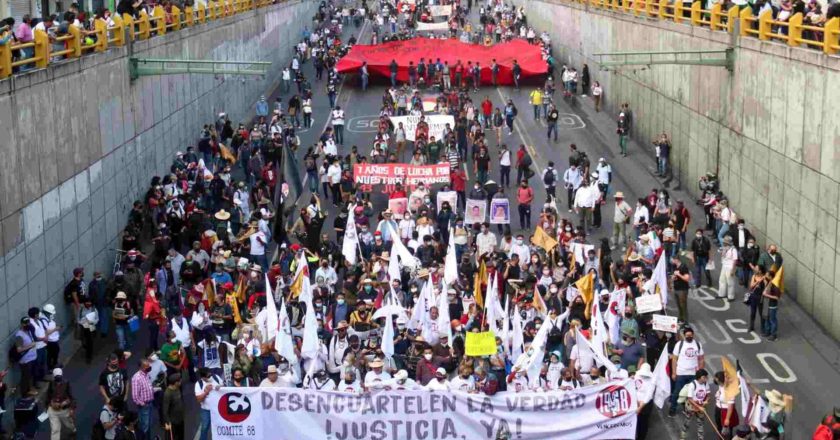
[336,38,547,85]
[416,21,450,31]
[208,381,639,439]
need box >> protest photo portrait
[489,199,511,224]
[465,199,486,224]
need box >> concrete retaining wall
[524,0,840,340]
[0,0,317,368]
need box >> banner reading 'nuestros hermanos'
[208,380,638,440]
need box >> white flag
[389,224,421,269]
[738,370,752,419]
[373,305,405,360]
[501,296,511,356]
[652,252,669,309]
[578,327,618,374]
[652,347,671,408]
[606,288,626,346]
[408,275,431,330]
[388,240,402,282]
[274,295,297,364]
[264,275,279,342]
[436,279,453,343]
[444,228,459,285]
[342,204,358,265]
[300,291,319,362]
[511,305,524,360]
[748,396,770,434]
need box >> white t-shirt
[425,378,450,391]
[327,164,342,184]
[570,344,594,373]
[249,231,267,256]
[363,370,392,388]
[448,376,475,392]
[195,375,222,410]
[684,380,710,404]
[672,340,704,376]
[331,110,345,126]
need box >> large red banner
[336,38,547,86]
[353,163,451,186]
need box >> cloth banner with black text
[208,381,638,440]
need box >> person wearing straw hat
[363,358,391,390]
[612,191,633,250]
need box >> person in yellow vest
[529,88,543,120]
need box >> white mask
[424,354,433,361]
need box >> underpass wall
[0,0,317,369]
[524,0,840,340]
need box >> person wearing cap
[327,321,351,379]
[425,367,450,391]
[389,369,422,390]
[611,327,644,374]
[46,366,75,439]
[112,291,134,351]
[611,191,633,250]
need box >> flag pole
[699,407,726,440]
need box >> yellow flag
[532,282,547,315]
[532,226,558,252]
[219,143,237,163]
[575,272,595,319]
[721,357,740,401]
[771,266,784,294]
[474,259,487,309]
[569,251,577,273]
[204,278,216,303]
[234,276,248,303]
[289,269,305,299]
[226,293,242,324]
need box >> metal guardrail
[0,0,277,79]
[568,0,840,55]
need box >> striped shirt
[447,149,460,169]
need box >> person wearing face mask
[99,353,128,404]
[364,358,391,390]
[516,180,534,229]
[339,371,362,394]
[425,368,450,391]
[690,229,713,288]
[718,236,739,301]
[449,365,476,392]
[669,327,706,416]
[508,234,531,264]
[161,330,187,378]
[558,367,582,390]
[131,360,155,439]
[756,244,784,274]
[327,321,350,380]
[671,255,692,325]
[304,369,337,391]
[47,367,75,439]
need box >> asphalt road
[35,7,840,440]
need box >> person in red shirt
[389,183,407,199]
[481,97,493,128]
[451,167,467,211]
[517,180,534,229]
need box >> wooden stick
[700,406,726,440]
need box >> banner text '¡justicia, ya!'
[261,391,456,415]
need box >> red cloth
[336,38,546,86]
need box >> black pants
[518,204,531,229]
[82,328,95,363]
[500,166,510,187]
[567,187,576,210]
[749,297,765,332]
[167,422,185,440]
[46,341,60,370]
[330,183,341,205]
[636,402,653,439]
[593,202,602,227]
[546,185,556,202]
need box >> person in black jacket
[690,229,712,288]
[728,220,757,286]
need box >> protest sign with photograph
[465,199,486,224]
[489,199,510,224]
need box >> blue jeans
[138,404,152,440]
[199,408,212,440]
[307,170,319,193]
[391,72,397,87]
[693,256,709,287]
[717,222,729,246]
[116,325,132,350]
[98,306,111,336]
[766,306,778,337]
[670,374,695,413]
[658,157,668,175]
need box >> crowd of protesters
[0,0,818,439]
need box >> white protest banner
[389,114,455,142]
[651,314,678,333]
[208,380,638,440]
[429,4,452,15]
[635,294,663,314]
[353,163,451,187]
[416,21,450,31]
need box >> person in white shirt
[363,359,391,390]
[236,329,261,358]
[327,160,343,204]
[448,366,476,392]
[563,165,583,212]
[303,369,337,391]
[337,371,362,394]
[633,199,650,237]
[669,327,705,415]
[398,213,416,242]
[248,230,267,270]
[195,367,223,440]
[378,370,423,391]
[558,368,582,391]
[546,351,564,385]
[322,137,338,158]
[425,368,450,391]
[331,106,346,144]
[315,261,338,290]
[679,369,710,439]
[475,224,497,257]
[259,365,286,388]
[718,236,738,301]
[276,361,301,388]
[41,304,61,370]
[508,234,530,263]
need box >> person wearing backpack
[47,368,75,439]
[542,161,559,203]
[94,396,124,440]
[669,327,705,417]
[678,369,710,440]
[195,368,222,440]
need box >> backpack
[543,169,556,187]
[91,408,111,440]
[546,322,563,345]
